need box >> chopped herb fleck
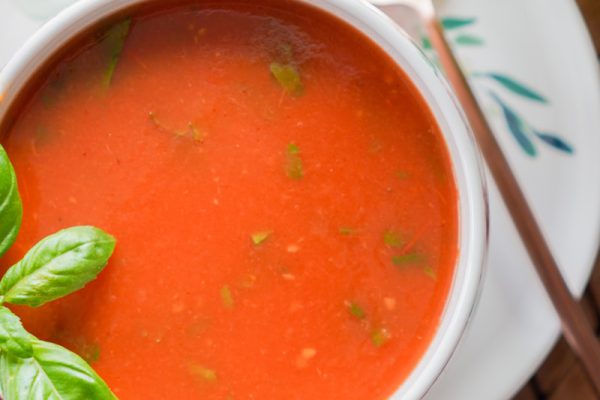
[286,143,304,180]
[190,364,218,383]
[81,343,100,364]
[101,18,131,87]
[424,266,437,280]
[339,227,359,236]
[51,332,102,365]
[220,285,234,309]
[149,112,205,142]
[288,143,300,154]
[384,231,403,248]
[369,140,383,154]
[34,126,53,146]
[270,62,303,96]
[392,253,423,266]
[251,231,271,245]
[371,328,391,347]
[348,302,366,320]
[77,342,101,364]
[41,73,69,107]
[396,171,410,180]
[175,123,202,139]
[148,111,167,131]
[188,123,205,142]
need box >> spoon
[368,0,600,394]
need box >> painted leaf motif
[454,34,484,46]
[0,226,116,307]
[441,17,476,30]
[478,73,548,103]
[489,92,537,157]
[535,131,575,154]
[0,144,23,259]
[0,339,116,400]
[421,36,432,50]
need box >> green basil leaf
[270,63,303,96]
[0,339,116,400]
[0,145,23,259]
[0,226,116,307]
[0,306,32,358]
[102,18,131,87]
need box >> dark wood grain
[549,362,597,400]
[513,384,538,400]
[577,0,600,54]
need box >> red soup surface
[0,1,458,399]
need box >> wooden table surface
[512,3,600,398]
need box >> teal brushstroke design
[421,36,432,50]
[454,34,484,46]
[489,91,537,157]
[422,15,574,156]
[474,72,548,103]
[534,132,575,154]
[441,17,477,30]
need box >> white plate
[1,1,599,399]
[416,0,600,398]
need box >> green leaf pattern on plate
[488,92,537,156]
[473,72,548,103]
[441,17,477,30]
[421,16,574,156]
[454,34,484,46]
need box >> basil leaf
[270,63,303,96]
[0,339,116,400]
[102,18,131,87]
[0,145,23,259]
[286,143,304,180]
[0,306,32,358]
[0,226,116,307]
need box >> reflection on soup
[0,1,458,399]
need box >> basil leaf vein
[0,306,32,358]
[0,226,116,307]
[0,339,116,400]
[0,145,23,259]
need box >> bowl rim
[0,1,488,399]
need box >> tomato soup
[0,1,458,399]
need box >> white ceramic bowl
[0,1,488,398]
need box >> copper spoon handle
[422,15,600,394]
